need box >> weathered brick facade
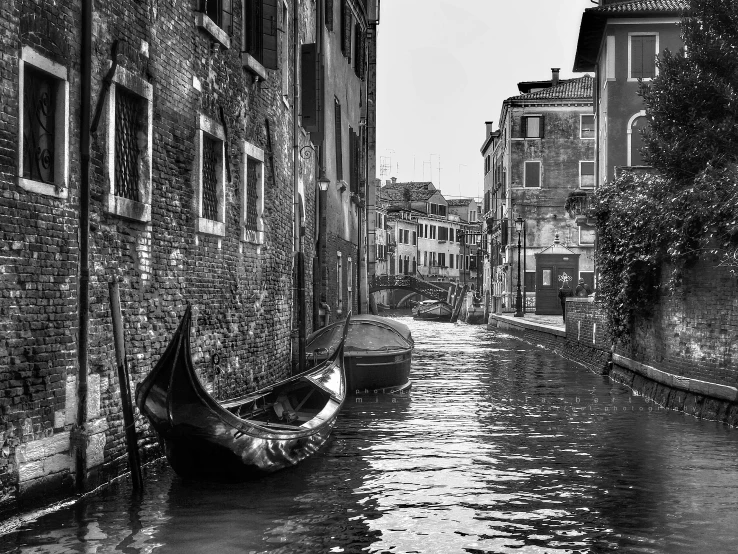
[0,0,379,515]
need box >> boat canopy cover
[307,315,413,354]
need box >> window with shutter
[581,114,595,139]
[325,0,334,30]
[580,161,595,189]
[523,116,543,138]
[202,0,233,34]
[353,22,361,77]
[630,34,657,79]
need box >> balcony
[565,191,595,226]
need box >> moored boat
[306,314,413,394]
[135,305,350,480]
[412,299,453,321]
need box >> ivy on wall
[593,0,738,342]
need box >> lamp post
[514,216,523,317]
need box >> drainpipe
[76,0,92,491]
[293,0,306,373]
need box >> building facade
[482,71,595,315]
[0,0,377,514]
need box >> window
[468,210,477,223]
[438,227,448,241]
[281,0,289,98]
[579,271,595,291]
[542,269,552,287]
[412,231,417,245]
[522,115,543,138]
[347,257,353,311]
[430,225,437,240]
[353,22,362,77]
[325,0,333,30]
[449,228,454,242]
[195,113,226,236]
[579,227,596,245]
[629,113,649,166]
[242,0,279,77]
[629,33,657,80]
[198,0,233,49]
[341,0,352,61]
[105,61,154,222]
[580,161,595,189]
[439,204,447,217]
[581,114,595,139]
[337,252,343,313]
[524,271,536,292]
[404,230,410,244]
[449,254,454,269]
[334,98,343,181]
[242,141,265,244]
[17,46,69,199]
[438,253,446,268]
[349,127,359,193]
[524,161,541,188]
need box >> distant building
[482,69,595,315]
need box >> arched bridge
[369,275,448,301]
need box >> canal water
[2,316,738,553]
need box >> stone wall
[564,297,611,374]
[0,0,321,515]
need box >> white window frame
[522,115,543,139]
[195,113,227,236]
[242,140,265,244]
[17,47,70,199]
[523,160,541,188]
[579,161,595,189]
[627,110,648,166]
[580,114,595,140]
[579,226,596,246]
[628,32,659,82]
[104,62,154,222]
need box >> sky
[375,0,595,200]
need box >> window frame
[580,114,595,140]
[104,62,154,222]
[628,32,658,82]
[522,115,543,139]
[17,46,70,199]
[579,161,595,190]
[195,113,227,236]
[579,226,596,246]
[242,140,265,244]
[196,0,232,50]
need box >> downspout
[76,0,92,491]
[293,0,306,373]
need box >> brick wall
[0,0,321,514]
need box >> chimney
[485,121,494,136]
[391,177,397,184]
[551,68,560,86]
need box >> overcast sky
[375,0,594,200]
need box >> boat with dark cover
[306,314,413,394]
[135,305,349,479]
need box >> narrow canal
[2,315,738,553]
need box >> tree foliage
[594,0,738,342]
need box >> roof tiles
[507,75,593,102]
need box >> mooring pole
[108,280,143,490]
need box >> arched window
[628,111,648,167]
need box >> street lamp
[514,216,524,317]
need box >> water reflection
[1,317,737,553]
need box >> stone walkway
[496,312,565,330]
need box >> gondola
[306,314,414,394]
[135,305,350,480]
[412,299,453,321]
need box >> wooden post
[109,280,143,490]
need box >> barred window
[242,141,265,244]
[334,98,343,180]
[202,135,219,221]
[22,66,56,184]
[114,88,143,202]
[245,158,259,230]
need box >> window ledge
[242,53,267,80]
[104,194,151,222]
[18,177,67,199]
[242,228,264,244]
[197,217,225,237]
[195,13,231,50]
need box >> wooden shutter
[246,0,262,58]
[262,0,278,69]
[538,116,545,138]
[342,0,352,60]
[520,116,526,138]
[353,23,361,77]
[334,100,343,180]
[301,43,322,137]
[325,0,334,30]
